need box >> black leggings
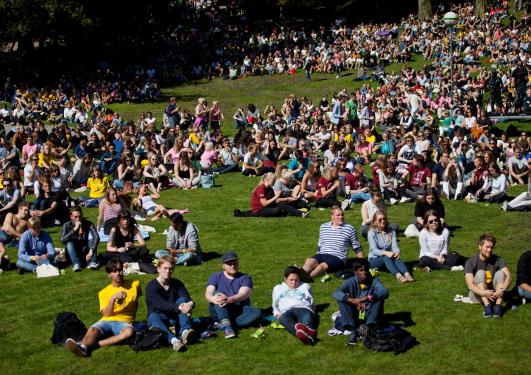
[418,252,463,270]
[254,203,302,217]
[315,196,341,208]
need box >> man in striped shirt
[303,206,364,280]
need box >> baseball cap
[221,252,239,263]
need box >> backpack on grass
[51,312,87,345]
[363,326,418,354]
[129,327,167,352]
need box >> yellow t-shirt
[87,177,109,198]
[38,153,55,168]
[98,280,141,323]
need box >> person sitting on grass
[399,154,432,202]
[368,212,414,283]
[60,206,100,272]
[204,252,262,338]
[418,210,464,272]
[464,234,512,318]
[16,217,56,273]
[516,250,531,304]
[66,258,141,357]
[272,266,318,345]
[155,213,203,266]
[302,206,364,281]
[243,172,308,218]
[0,201,28,271]
[331,259,389,345]
[146,256,197,352]
[132,184,182,221]
[413,187,445,231]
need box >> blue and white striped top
[317,222,363,261]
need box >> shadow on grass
[383,311,415,327]
[202,251,223,262]
[447,225,463,235]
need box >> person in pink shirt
[22,135,38,164]
[200,142,218,172]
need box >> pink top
[164,148,181,163]
[22,144,38,160]
[103,203,121,222]
[200,150,218,168]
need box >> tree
[0,0,91,53]
[475,0,487,18]
[418,0,432,21]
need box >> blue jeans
[208,303,262,328]
[155,250,198,265]
[66,241,97,267]
[518,286,531,300]
[148,297,193,344]
[336,298,385,330]
[212,164,240,174]
[16,256,55,272]
[78,197,101,208]
[350,192,371,203]
[369,256,409,276]
[279,308,316,336]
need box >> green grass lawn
[1,71,531,374]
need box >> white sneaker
[72,264,81,272]
[501,201,508,211]
[87,262,98,270]
[331,311,341,322]
[400,196,410,203]
[181,329,197,345]
[451,265,464,272]
[390,198,398,205]
[343,330,353,336]
[341,199,350,211]
[171,338,185,352]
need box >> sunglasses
[428,219,439,224]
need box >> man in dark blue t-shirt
[204,252,262,338]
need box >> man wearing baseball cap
[204,252,262,338]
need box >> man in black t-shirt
[464,234,512,318]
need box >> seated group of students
[63,204,530,357]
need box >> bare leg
[476,282,490,305]
[98,327,134,347]
[81,327,102,348]
[309,263,329,279]
[302,258,318,277]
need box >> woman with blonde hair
[368,212,414,283]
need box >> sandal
[405,275,415,282]
[396,275,408,284]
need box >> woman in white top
[360,190,398,238]
[418,210,463,271]
[476,163,508,203]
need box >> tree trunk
[418,0,432,21]
[475,0,487,18]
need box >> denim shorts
[92,320,132,337]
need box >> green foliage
[0,0,91,51]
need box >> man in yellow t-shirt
[66,259,142,357]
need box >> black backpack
[129,327,167,352]
[363,326,418,354]
[51,312,87,345]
